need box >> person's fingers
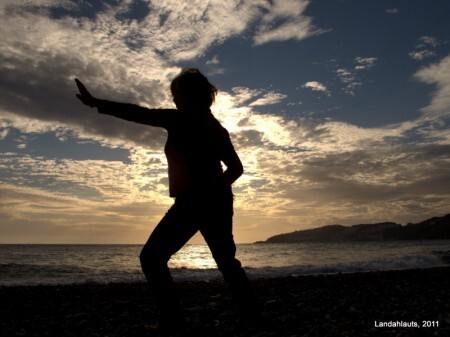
[75,78,90,96]
[75,78,83,87]
[75,78,96,107]
[75,78,82,90]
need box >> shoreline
[2,267,449,336]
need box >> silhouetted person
[75,69,259,334]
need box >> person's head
[170,68,217,110]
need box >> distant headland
[256,214,450,243]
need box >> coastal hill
[258,214,450,243]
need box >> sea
[1,241,449,286]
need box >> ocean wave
[1,252,446,286]
[178,252,447,281]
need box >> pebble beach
[2,267,449,337]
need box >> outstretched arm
[75,79,175,128]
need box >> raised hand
[75,79,97,108]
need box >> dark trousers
[139,188,256,323]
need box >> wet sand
[1,267,449,336]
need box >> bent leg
[140,203,197,325]
[200,217,259,318]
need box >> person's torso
[164,109,228,197]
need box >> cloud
[206,55,220,65]
[0,123,9,139]
[0,149,168,202]
[354,57,377,70]
[409,50,436,60]
[301,81,330,96]
[0,183,167,243]
[205,55,225,75]
[413,53,450,148]
[249,92,287,106]
[336,68,360,95]
[334,56,377,95]
[281,143,450,223]
[0,0,321,149]
[253,0,323,45]
[418,36,439,48]
[0,140,172,243]
[231,87,264,106]
[409,36,439,61]
[0,1,180,151]
[385,8,399,14]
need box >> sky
[1,0,449,244]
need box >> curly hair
[170,68,218,108]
